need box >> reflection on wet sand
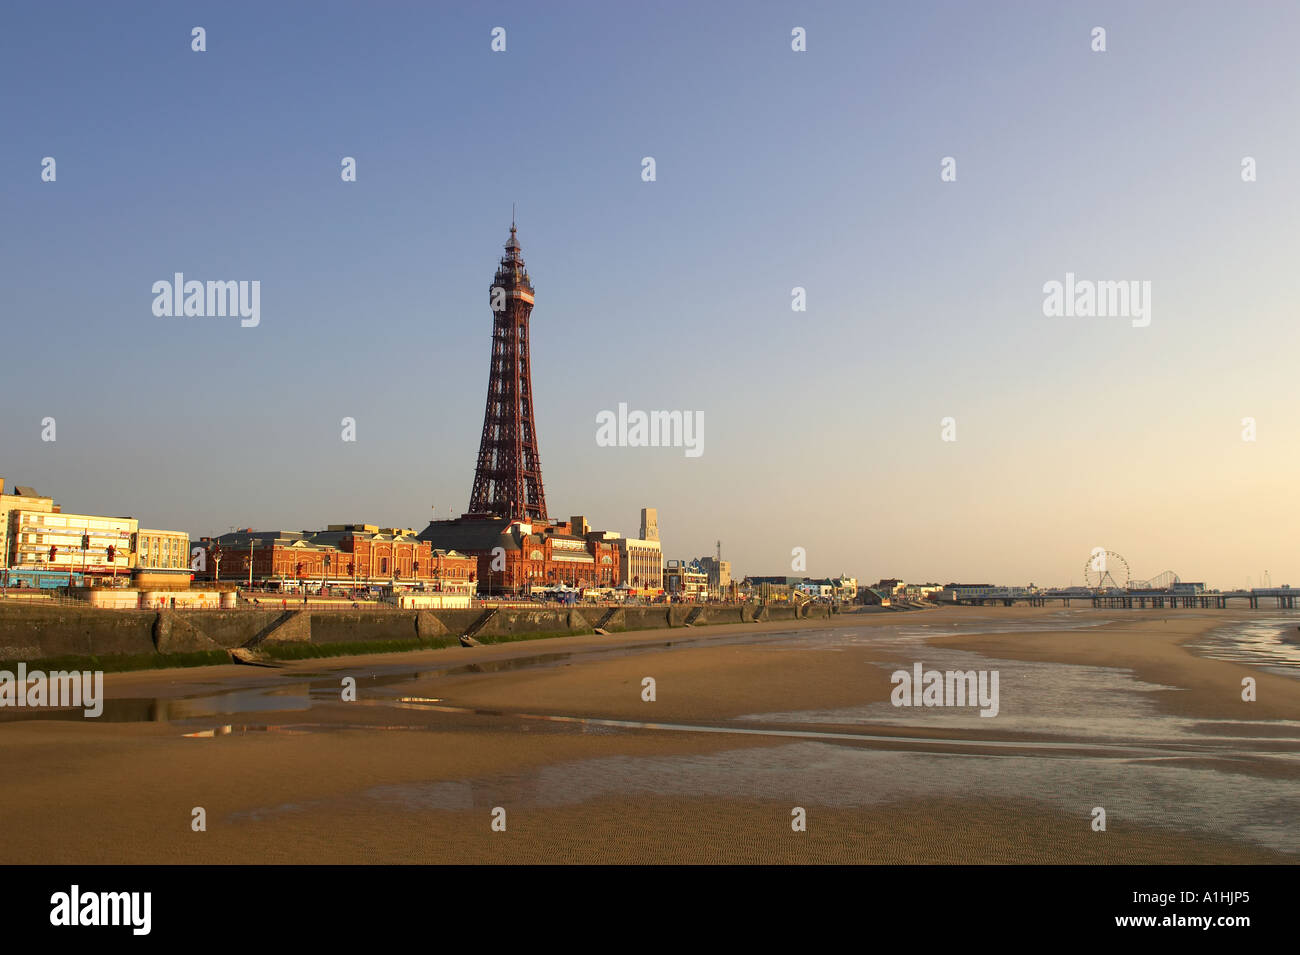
[3,608,1297,862]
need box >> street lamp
[108,536,120,587]
[77,529,89,590]
[1,526,14,593]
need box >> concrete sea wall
[0,601,827,663]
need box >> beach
[1,606,1296,864]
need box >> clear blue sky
[3,1,1299,588]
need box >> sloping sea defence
[0,601,835,669]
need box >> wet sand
[1,606,1296,864]
[929,612,1300,721]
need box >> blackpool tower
[466,218,549,522]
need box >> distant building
[591,507,664,593]
[939,583,998,600]
[665,559,708,598]
[2,477,189,589]
[639,507,659,542]
[8,509,137,586]
[903,582,943,600]
[831,576,858,601]
[797,578,834,598]
[132,528,192,589]
[935,583,1041,602]
[745,575,802,602]
[320,525,476,594]
[134,529,191,571]
[196,525,475,592]
[616,534,663,593]
[698,556,731,597]
[418,516,619,595]
[799,576,859,601]
[1,480,58,585]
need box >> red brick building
[196,525,475,591]
[417,516,620,595]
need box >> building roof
[212,530,312,548]
[418,518,521,552]
[544,532,588,544]
[306,530,354,547]
[308,527,421,547]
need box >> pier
[952,588,1299,610]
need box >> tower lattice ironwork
[467,220,548,521]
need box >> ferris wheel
[1084,549,1130,590]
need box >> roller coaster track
[1128,570,1181,591]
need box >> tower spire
[504,210,522,256]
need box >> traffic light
[106,545,116,562]
[81,534,90,551]
[48,545,57,562]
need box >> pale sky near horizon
[3,1,1299,589]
